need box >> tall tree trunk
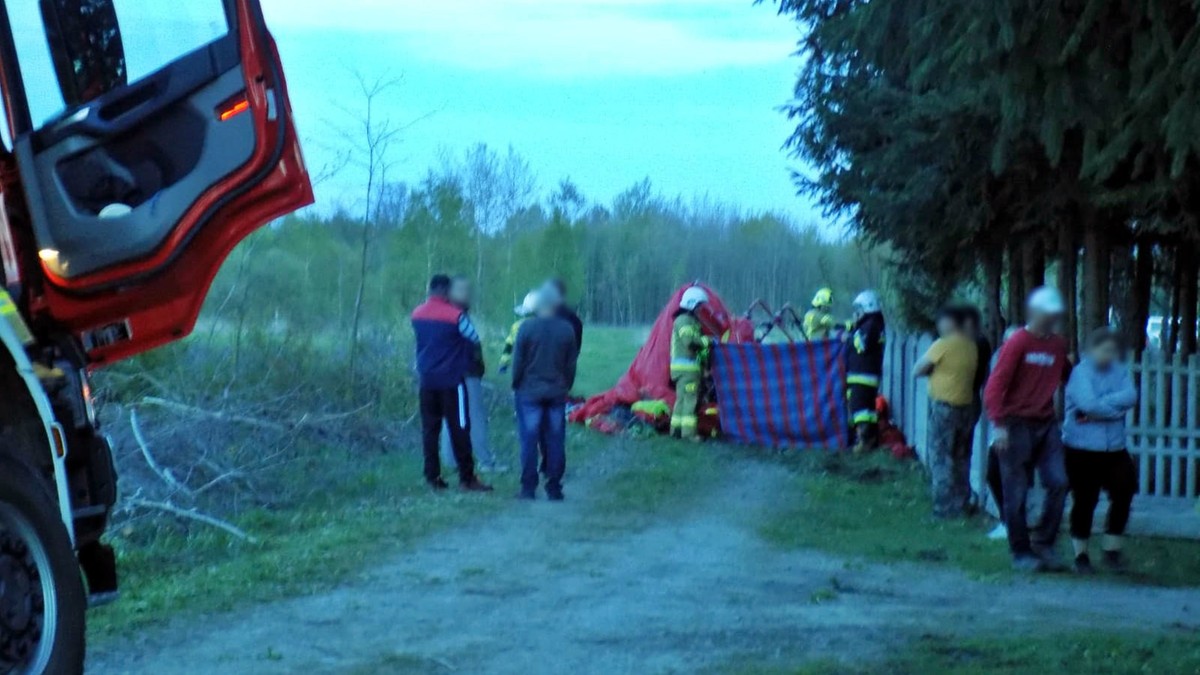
[1081,214,1111,336]
[1166,254,1183,357]
[1006,241,1025,327]
[1130,238,1155,354]
[1056,223,1079,355]
[1180,249,1199,357]
[1021,235,1046,295]
[1108,237,1134,354]
[349,218,371,390]
[982,240,1004,346]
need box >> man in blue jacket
[411,274,493,492]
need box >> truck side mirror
[39,0,127,107]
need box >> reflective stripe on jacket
[845,312,886,382]
[671,313,705,375]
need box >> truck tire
[0,461,86,675]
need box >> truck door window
[113,2,230,82]
[4,1,232,127]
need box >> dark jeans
[1065,447,1136,540]
[420,383,476,485]
[986,447,1004,514]
[516,395,567,497]
[997,418,1068,557]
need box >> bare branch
[138,397,291,433]
[130,409,193,497]
[123,498,257,543]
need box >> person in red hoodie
[411,275,493,493]
[984,287,1073,572]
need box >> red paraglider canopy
[569,282,749,424]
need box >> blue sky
[258,0,820,225]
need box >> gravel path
[88,458,1200,674]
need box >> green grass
[91,325,652,642]
[572,325,650,397]
[584,435,728,530]
[757,451,1200,587]
[731,631,1200,674]
[88,451,500,641]
[88,426,634,643]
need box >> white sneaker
[987,523,1008,541]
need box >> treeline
[771,0,1200,355]
[217,144,877,342]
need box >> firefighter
[499,291,539,373]
[846,290,886,452]
[804,287,836,340]
[671,287,711,441]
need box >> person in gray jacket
[1062,327,1138,574]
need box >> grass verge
[757,450,1200,587]
[88,451,498,642]
[583,435,728,531]
[91,325,651,643]
[739,631,1200,674]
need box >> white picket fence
[881,333,1200,529]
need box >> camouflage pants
[927,400,975,517]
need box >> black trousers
[1065,447,1136,540]
[420,383,476,484]
[986,447,1004,514]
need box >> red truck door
[0,0,313,364]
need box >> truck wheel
[0,463,86,675]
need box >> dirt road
[88,457,1200,674]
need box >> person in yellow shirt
[914,307,979,518]
[803,287,837,340]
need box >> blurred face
[449,278,472,306]
[1089,339,1121,369]
[936,316,959,337]
[1026,308,1061,334]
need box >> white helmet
[852,290,882,315]
[515,291,539,317]
[680,287,710,312]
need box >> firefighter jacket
[670,312,706,379]
[498,318,527,371]
[804,307,836,340]
[846,312,886,388]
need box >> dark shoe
[460,479,494,493]
[1035,548,1069,573]
[428,478,450,491]
[517,490,536,501]
[1073,553,1095,575]
[546,491,564,502]
[1102,550,1128,573]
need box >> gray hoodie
[1062,358,1137,452]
